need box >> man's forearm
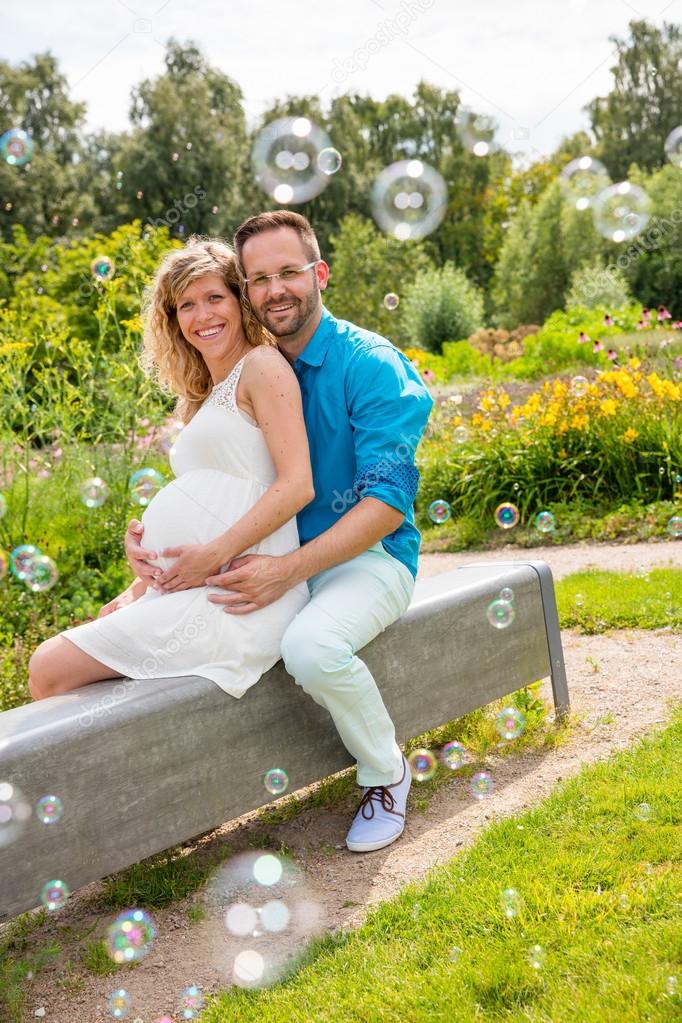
[284,497,404,585]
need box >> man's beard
[260,285,318,338]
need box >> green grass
[203,710,682,1022]
[0,910,60,1020]
[556,567,682,633]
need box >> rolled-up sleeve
[345,346,434,516]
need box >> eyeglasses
[245,261,318,288]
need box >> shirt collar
[294,306,336,368]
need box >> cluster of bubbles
[486,586,516,629]
[106,908,158,962]
[263,767,289,796]
[108,984,203,1020]
[8,544,58,592]
[251,117,342,205]
[0,128,34,166]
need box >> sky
[2,0,680,159]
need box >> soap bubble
[494,502,519,529]
[441,740,466,770]
[455,108,498,157]
[528,943,545,969]
[0,128,34,167]
[179,984,204,1019]
[0,781,31,848]
[570,375,589,397]
[534,510,557,533]
[233,948,266,986]
[10,544,41,580]
[91,256,115,281]
[407,748,437,782]
[108,989,131,1019]
[470,771,493,799]
[500,887,521,917]
[40,879,69,912]
[486,598,515,629]
[0,492,6,518]
[128,468,164,506]
[453,426,468,444]
[371,160,447,241]
[666,975,679,997]
[383,292,400,311]
[495,706,526,740]
[666,515,682,537]
[428,499,451,524]
[24,555,58,593]
[317,147,342,175]
[106,909,157,963]
[155,420,182,456]
[36,795,64,825]
[79,477,110,509]
[560,156,610,211]
[448,945,463,962]
[664,126,682,169]
[574,592,584,607]
[593,181,651,242]
[252,117,333,204]
[633,802,652,821]
[263,768,289,796]
[499,587,514,602]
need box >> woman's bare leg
[28,636,123,701]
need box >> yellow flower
[628,356,641,369]
[622,428,639,443]
[570,414,589,430]
[480,419,492,432]
[599,398,618,417]
[498,391,511,409]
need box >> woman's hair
[140,236,276,423]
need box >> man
[126,211,433,852]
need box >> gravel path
[15,541,682,1023]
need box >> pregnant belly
[141,470,260,572]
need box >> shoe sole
[346,823,405,853]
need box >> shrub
[401,263,485,354]
[565,261,632,311]
[468,324,540,362]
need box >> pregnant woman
[28,239,312,700]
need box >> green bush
[401,263,485,353]
[565,261,632,311]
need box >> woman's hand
[98,590,136,618]
[153,543,225,594]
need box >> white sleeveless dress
[63,355,310,698]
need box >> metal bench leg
[526,561,570,719]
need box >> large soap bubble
[371,160,447,241]
[593,182,651,242]
[560,156,610,211]
[252,117,335,204]
[455,108,498,157]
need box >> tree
[325,214,433,344]
[117,40,250,238]
[0,53,97,240]
[401,262,485,352]
[586,19,682,180]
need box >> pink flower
[52,447,62,460]
[672,321,682,330]
[578,332,590,344]
[607,349,618,361]
[593,340,603,353]
[636,320,647,330]
[604,314,614,327]
[642,307,651,321]
[658,305,671,320]
[37,469,50,479]
[422,369,435,383]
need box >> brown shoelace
[356,761,407,821]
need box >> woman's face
[175,272,245,357]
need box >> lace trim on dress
[204,355,248,414]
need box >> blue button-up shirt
[293,307,434,579]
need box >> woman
[28,239,313,700]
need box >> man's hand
[153,543,224,594]
[124,519,159,583]
[206,554,296,614]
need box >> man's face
[241,227,328,338]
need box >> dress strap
[207,355,248,414]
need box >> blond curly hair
[140,237,276,423]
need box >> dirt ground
[13,540,682,1022]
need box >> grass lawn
[204,711,682,1022]
[556,567,682,633]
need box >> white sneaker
[345,756,411,853]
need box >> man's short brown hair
[234,210,321,266]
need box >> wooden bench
[0,561,568,921]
